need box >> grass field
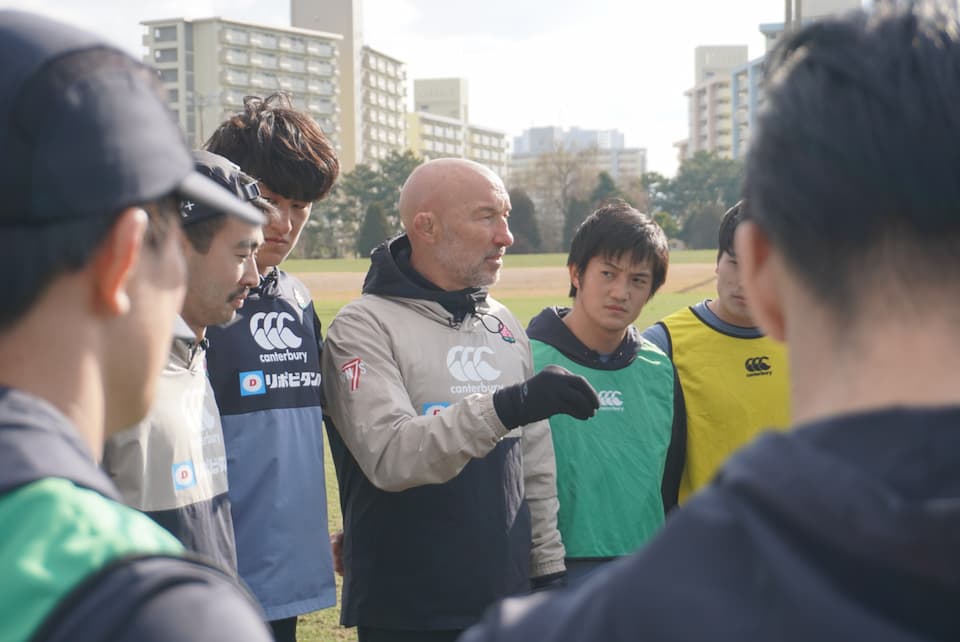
[284,248,717,274]
[294,251,716,641]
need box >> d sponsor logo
[446,346,501,382]
[598,390,624,409]
[172,461,197,491]
[422,402,450,416]
[239,370,267,396]
[744,356,772,377]
[250,311,302,351]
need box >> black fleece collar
[363,235,488,324]
[526,306,640,370]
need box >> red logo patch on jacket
[340,358,365,392]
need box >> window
[153,25,177,42]
[153,48,178,63]
[168,88,179,102]
[308,41,333,57]
[225,48,249,65]
[156,68,178,83]
[224,28,249,45]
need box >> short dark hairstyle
[1,49,180,331]
[717,201,745,262]
[205,93,339,202]
[567,199,669,298]
[743,2,960,319]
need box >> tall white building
[291,0,406,170]
[678,45,748,161]
[406,78,508,176]
[141,17,341,150]
[682,0,862,162]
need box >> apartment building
[680,0,861,162]
[679,45,748,161]
[291,0,406,170]
[360,46,406,163]
[141,17,341,150]
[406,78,508,176]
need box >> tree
[507,188,541,253]
[661,152,743,220]
[589,171,621,206]
[681,201,727,249]
[653,211,681,239]
[356,202,392,256]
[308,150,424,257]
[510,143,595,251]
[562,196,591,248]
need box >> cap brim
[177,171,266,226]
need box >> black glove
[493,365,599,430]
[530,571,568,592]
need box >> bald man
[321,158,599,642]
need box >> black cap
[0,10,265,228]
[181,151,266,226]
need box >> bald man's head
[398,158,513,291]
[399,158,505,229]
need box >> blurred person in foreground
[461,3,960,640]
[0,10,271,641]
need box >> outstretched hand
[493,365,600,430]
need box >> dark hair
[743,2,960,318]
[717,200,745,262]
[205,93,339,202]
[0,49,180,331]
[567,199,669,297]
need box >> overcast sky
[1,0,865,175]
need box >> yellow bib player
[643,202,790,502]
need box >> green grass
[284,249,716,273]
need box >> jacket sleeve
[516,336,566,578]
[321,304,511,492]
[661,370,687,513]
[522,417,566,578]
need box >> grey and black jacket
[103,323,237,574]
[321,235,564,631]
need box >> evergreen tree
[507,188,541,253]
[356,202,392,257]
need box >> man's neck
[562,306,626,355]
[0,304,104,459]
[789,314,960,426]
[706,298,755,329]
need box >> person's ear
[412,211,437,244]
[568,264,581,294]
[91,207,147,317]
[735,221,786,342]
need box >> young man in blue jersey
[460,3,960,640]
[642,201,790,503]
[203,93,339,642]
[526,200,684,585]
[0,11,271,641]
